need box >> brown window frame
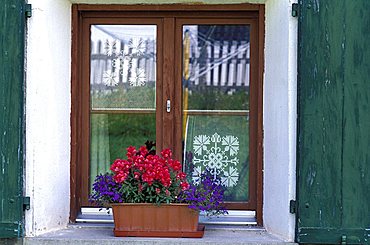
[71,4,265,225]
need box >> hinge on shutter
[292,3,299,17]
[25,4,32,18]
[23,196,30,211]
[289,200,296,214]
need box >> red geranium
[108,142,189,204]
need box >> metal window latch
[166,99,171,113]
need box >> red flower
[134,172,140,179]
[180,181,190,191]
[176,172,186,180]
[170,160,182,171]
[139,146,148,156]
[108,144,190,204]
[126,146,137,158]
[160,148,172,159]
[114,171,128,183]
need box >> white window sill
[24,224,297,245]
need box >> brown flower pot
[112,203,204,238]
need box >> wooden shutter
[0,0,26,238]
[297,0,370,243]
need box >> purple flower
[177,168,228,216]
[89,173,123,206]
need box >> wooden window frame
[71,4,265,225]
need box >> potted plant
[90,142,227,238]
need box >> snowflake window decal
[129,68,146,87]
[102,70,119,87]
[103,38,148,87]
[192,166,203,186]
[193,135,210,155]
[104,40,118,56]
[128,38,146,56]
[192,133,240,187]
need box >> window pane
[89,25,157,192]
[182,25,250,202]
[90,113,156,190]
[90,25,157,109]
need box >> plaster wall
[25,0,297,241]
[263,0,297,241]
[25,0,71,236]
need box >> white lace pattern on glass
[192,133,240,187]
[103,38,148,87]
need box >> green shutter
[297,0,370,244]
[0,0,26,238]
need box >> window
[71,4,264,225]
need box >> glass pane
[182,25,250,202]
[90,25,157,109]
[90,113,156,190]
[89,25,157,192]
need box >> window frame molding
[70,3,265,225]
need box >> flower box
[90,142,226,238]
[112,203,204,238]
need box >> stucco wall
[263,0,297,241]
[25,0,297,241]
[25,0,71,236]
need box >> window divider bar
[90,108,156,114]
[183,109,249,116]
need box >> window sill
[24,224,297,245]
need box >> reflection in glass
[90,113,156,190]
[90,25,157,109]
[89,25,157,192]
[182,25,250,202]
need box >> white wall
[25,0,297,241]
[25,0,72,236]
[263,0,297,241]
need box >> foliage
[91,113,156,163]
[187,86,249,110]
[91,85,155,109]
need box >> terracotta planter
[112,203,204,238]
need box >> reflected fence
[90,39,250,94]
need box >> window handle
[166,99,171,113]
